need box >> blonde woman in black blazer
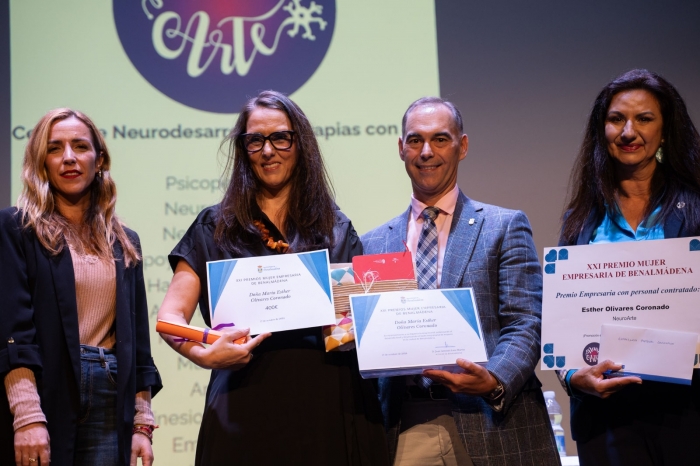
[0,109,161,466]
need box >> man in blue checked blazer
[362,97,560,466]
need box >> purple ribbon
[174,322,236,343]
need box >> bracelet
[565,369,577,396]
[133,424,158,444]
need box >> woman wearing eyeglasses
[157,91,389,466]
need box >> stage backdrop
[9,1,439,463]
[6,0,700,460]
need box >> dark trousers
[574,377,700,466]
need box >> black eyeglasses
[240,131,296,152]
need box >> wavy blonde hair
[17,108,140,267]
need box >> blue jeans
[74,345,119,466]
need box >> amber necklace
[252,220,289,253]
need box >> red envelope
[352,252,415,283]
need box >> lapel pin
[469,218,475,225]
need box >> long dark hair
[562,69,700,243]
[215,90,336,254]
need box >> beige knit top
[4,246,154,430]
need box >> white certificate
[541,237,700,371]
[207,250,335,334]
[599,325,697,385]
[349,288,488,378]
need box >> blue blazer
[362,191,560,465]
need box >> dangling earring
[655,139,665,163]
[655,147,663,163]
[97,168,104,178]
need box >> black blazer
[0,207,162,466]
[559,202,696,442]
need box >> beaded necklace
[252,220,289,253]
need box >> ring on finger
[28,458,37,463]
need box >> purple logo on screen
[113,1,335,113]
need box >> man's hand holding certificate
[541,237,700,384]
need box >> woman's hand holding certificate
[159,321,271,371]
[195,328,270,371]
[158,261,271,370]
[569,360,642,399]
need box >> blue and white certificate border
[205,249,333,320]
[350,288,486,378]
[352,288,484,346]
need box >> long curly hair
[215,91,336,254]
[17,108,140,266]
[562,69,700,243]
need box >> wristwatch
[484,376,504,401]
